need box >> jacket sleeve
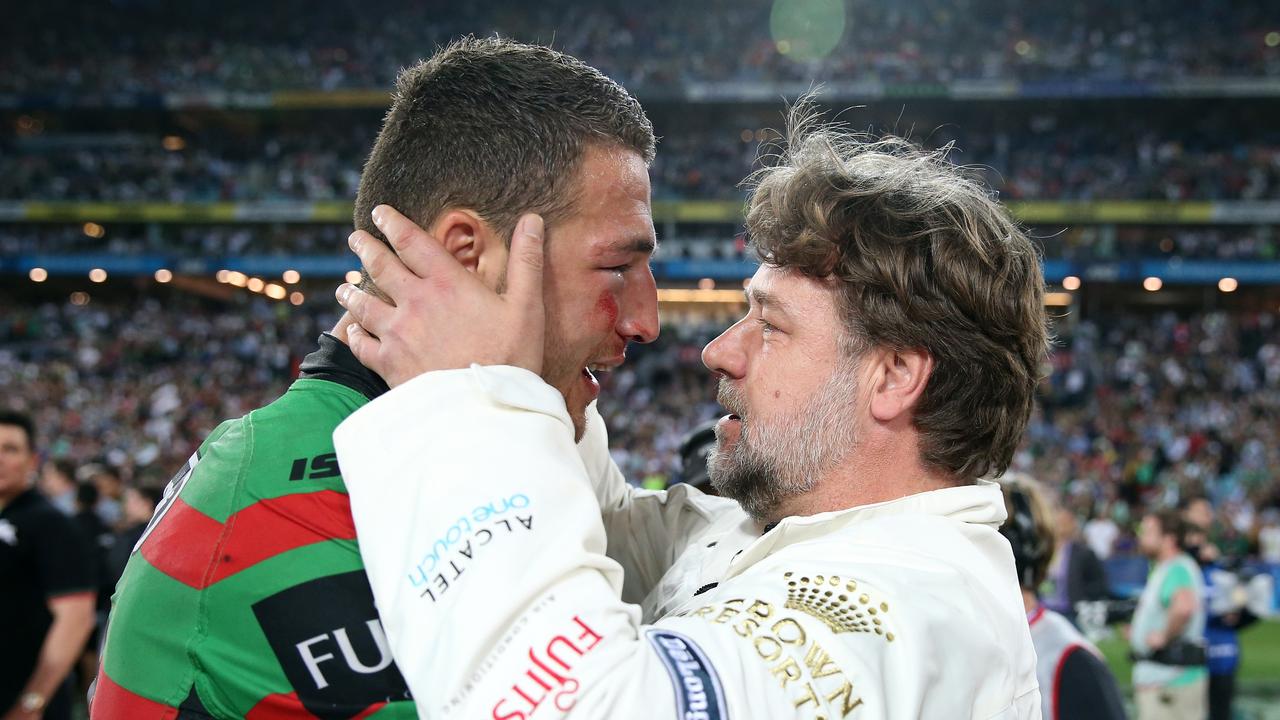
[334,366,880,719]
[575,402,742,602]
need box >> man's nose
[702,321,745,379]
[617,270,659,344]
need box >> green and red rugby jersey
[93,335,415,720]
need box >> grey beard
[708,363,859,524]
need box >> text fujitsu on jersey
[92,335,415,720]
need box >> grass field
[1097,620,1280,687]
[1097,620,1280,718]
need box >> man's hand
[336,205,546,387]
[1144,629,1167,651]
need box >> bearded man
[331,108,1048,719]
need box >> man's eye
[602,264,630,274]
[757,318,776,334]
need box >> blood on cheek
[595,291,620,328]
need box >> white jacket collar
[724,480,1009,577]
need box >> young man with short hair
[93,38,657,719]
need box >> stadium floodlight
[265,283,287,300]
[70,292,90,306]
[282,269,301,284]
[28,268,48,283]
[247,278,265,293]
[227,272,248,288]
[215,270,230,283]
[1061,276,1081,291]
[1142,277,1163,292]
[89,268,108,283]
[83,222,105,238]
[345,270,363,284]
[1218,278,1238,293]
[698,278,716,290]
[289,292,305,306]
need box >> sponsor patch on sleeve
[646,628,728,720]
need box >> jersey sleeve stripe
[140,490,358,589]
[90,668,180,720]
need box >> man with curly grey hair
[330,102,1047,719]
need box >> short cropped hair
[745,104,1049,480]
[0,410,36,452]
[354,37,655,261]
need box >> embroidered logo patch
[646,629,728,720]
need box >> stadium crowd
[3,0,1278,96]
[6,120,1280,204]
[3,295,1278,570]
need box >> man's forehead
[572,146,656,253]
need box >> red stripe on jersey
[90,669,180,720]
[140,498,224,588]
[353,702,389,719]
[244,691,318,719]
[140,491,357,589]
[206,490,357,585]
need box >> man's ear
[868,348,933,424]
[430,209,501,274]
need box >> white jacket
[333,366,1042,720]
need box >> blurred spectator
[1261,510,1280,564]
[0,410,97,720]
[1043,505,1111,624]
[1083,508,1120,561]
[83,465,124,530]
[37,459,76,516]
[104,483,162,595]
[1184,496,1259,720]
[1131,508,1207,720]
[998,474,1125,720]
[71,482,111,558]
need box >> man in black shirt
[0,411,96,720]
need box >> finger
[336,283,393,337]
[371,204,471,285]
[349,230,419,302]
[344,322,383,371]
[503,213,545,305]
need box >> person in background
[1183,495,1258,720]
[82,466,123,530]
[998,475,1125,720]
[676,419,718,494]
[37,460,77,516]
[1083,505,1120,561]
[1130,508,1207,720]
[1044,504,1110,625]
[0,411,97,720]
[105,484,163,594]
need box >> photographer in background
[1130,508,1207,720]
[999,475,1125,720]
[1183,495,1261,720]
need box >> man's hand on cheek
[335,205,547,387]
